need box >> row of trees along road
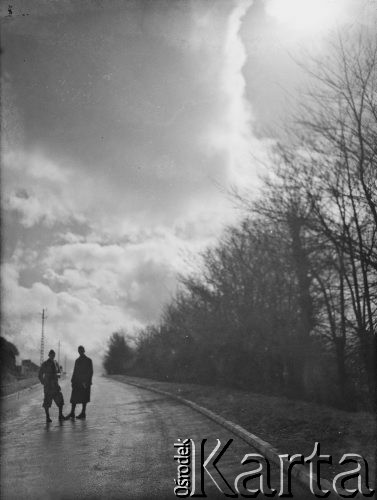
[0,337,19,381]
[104,31,377,412]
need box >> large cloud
[4,0,370,368]
[1,0,265,366]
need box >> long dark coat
[70,355,93,404]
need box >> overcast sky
[1,0,373,370]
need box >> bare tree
[295,30,377,409]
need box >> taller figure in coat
[67,345,93,419]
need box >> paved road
[1,376,314,499]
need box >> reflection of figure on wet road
[67,346,93,420]
[38,349,66,423]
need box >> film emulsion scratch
[1,1,376,499]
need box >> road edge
[108,375,343,498]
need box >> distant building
[20,359,39,377]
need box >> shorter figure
[66,345,93,420]
[38,349,66,423]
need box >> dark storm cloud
[0,0,261,363]
[2,0,238,228]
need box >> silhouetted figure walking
[66,346,93,419]
[38,349,66,423]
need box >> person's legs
[53,390,66,421]
[43,392,52,422]
[67,385,78,418]
[44,407,52,423]
[76,403,87,419]
[67,403,76,418]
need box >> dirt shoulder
[108,374,376,483]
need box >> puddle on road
[115,397,169,407]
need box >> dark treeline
[106,32,377,411]
[0,337,19,379]
[103,332,133,375]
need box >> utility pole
[64,355,67,373]
[58,340,61,367]
[40,308,47,366]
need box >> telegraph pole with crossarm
[40,308,47,366]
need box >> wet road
[1,376,314,499]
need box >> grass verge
[0,377,39,397]
[108,374,376,483]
